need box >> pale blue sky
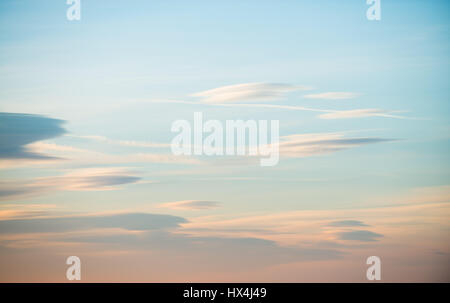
[1,0,448,206]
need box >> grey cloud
[0,187,38,198]
[52,230,343,267]
[0,170,142,201]
[0,112,66,159]
[0,213,186,234]
[280,135,396,158]
[0,211,344,272]
[76,175,141,190]
[338,230,383,242]
[328,220,369,227]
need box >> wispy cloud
[147,99,409,120]
[192,83,311,103]
[0,212,186,234]
[0,210,342,274]
[181,185,450,247]
[1,185,448,281]
[158,200,221,210]
[337,230,383,242]
[69,134,170,148]
[304,92,360,100]
[0,167,144,201]
[278,132,395,158]
[24,141,202,166]
[27,142,88,153]
[328,220,369,227]
[0,204,58,220]
[318,109,408,119]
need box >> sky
[0,0,449,282]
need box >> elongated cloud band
[304,92,360,100]
[0,167,143,201]
[148,99,409,120]
[0,212,186,233]
[318,109,406,119]
[192,83,311,103]
[278,133,395,158]
[158,200,221,210]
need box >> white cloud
[147,99,408,120]
[24,138,201,167]
[69,135,170,148]
[27,142,89,153]
[192,83,312,103]
[304,92,360,100]
[318,109,400,119]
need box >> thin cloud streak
[319,109,410,119]
[0,167,144,201]
[68,134,170,148]
[337,230,383,242]
[277,132,396,158]
[304,92,361,100]
[146,99,409,120]
[158,200,221,210]
[192,82,312,103]
[0,212,187,234]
